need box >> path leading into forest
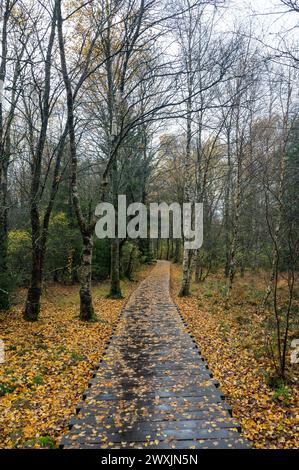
[61,261,250,449]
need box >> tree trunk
[159,240,163,259]
[24,243,42,321]
[109,238,122,298]
[24,266,42,321]
[179,16,194,296]
[108,158,122,298]
[227,100,242,299]
[174,239,180,263]
[139,237,153,263]
[57,1,97,320]
[224,127,232,278]
[125,244,136,280]
[194,249,202,283]
[170,238,174,259]
[227,209,239,298]
[78,233,94,321]
[263,151,287,308]
[179,249,194,297]
[0,157,9,310]
[0,2,10,310]
[24,202,45,321]
[24,3,58,321]
[166,238,170,260]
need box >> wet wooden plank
[61,428,242,445]
[69,416,241,432]
[75,400,233,418]
[61,438,251,449]
[69,409,235,428]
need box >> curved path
[61,261,249,449]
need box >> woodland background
[0,0,298,449]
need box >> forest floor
[171,265,299,449]
[0,266,151,449]
[1,262,298,449]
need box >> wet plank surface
[60,261,250,449]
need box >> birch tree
[22,2,68,320]
[0,0,25,310]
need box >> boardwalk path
[61,261,249,449]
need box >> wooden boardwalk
[60,261,250,449]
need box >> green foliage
[204,290,213,298]
[70,351,85,362]
[219,320,230,337]
[120,241,141,280]
[138,238,154,264]
[46,212,81,283]
[6,213,83,292]
[0,381,16,397]
[32,375,44,386]
[25,436,56,448]
[253,344,268,360]
[265,374,290,403]
[0,279,10,310]
[92,238,110,281]
[219,285,228,298]
[36,436,56,448]
[272,383,290,403]
[7,230,31,289]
